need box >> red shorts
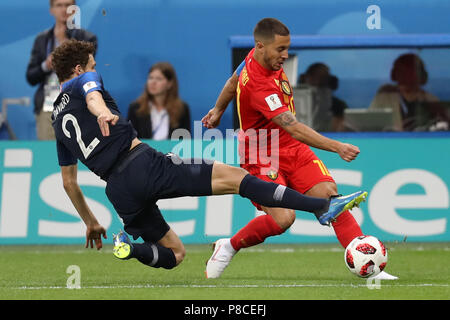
[241,144,335,210]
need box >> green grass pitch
[0,242,448,300]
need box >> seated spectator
[127,62,191,139]
[369,53,449,131]
[299,63,348,132]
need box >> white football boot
[370,271,399,280]
[205,238,237,279]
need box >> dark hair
[52,39,95,82]
[300,62,338,90]
[253,18,290,43]
[305,63,329,77]
[136,62,185,128]
[391,53,428,86]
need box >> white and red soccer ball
[344,235,388,278]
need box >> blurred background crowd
[1,0,449,140]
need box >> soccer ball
[344,235,388,278]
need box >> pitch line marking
[12,283,449,290]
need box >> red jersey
[236,48,303,167]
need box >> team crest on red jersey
[266,170,278,180]
[280,80,292,96]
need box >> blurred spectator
[127,62,191,140]
[369,53,449,131]
[26,0,97,140]
[299,63,347,132]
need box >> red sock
[331,210,363,248]
[230,215,284,251]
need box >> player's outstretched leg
[113,230,179,269]
[212,163,331,215]
[238,173,332,214]
[219,167,367,225]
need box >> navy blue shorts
[105,143,213,242]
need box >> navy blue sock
[130,242,177,269]
[239,174,329,214]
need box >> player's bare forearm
[214,72,238,112]
[85,91,110,117]
[61,165,107,249]
[272,112,339,151]
[61,165,100,227]
[85,91,119,136]
[272,111,360,161]
[202,73,239,128]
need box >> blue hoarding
[0,133,448,244]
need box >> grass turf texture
[0,242,448,300]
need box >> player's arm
[202,71,239,128]
[272,111,360,162]
[85,91,119,136]
[61,164,107,249]
[214,71,239,113]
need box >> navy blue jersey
[52,72,137,180]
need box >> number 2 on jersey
[62,113,100,159]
